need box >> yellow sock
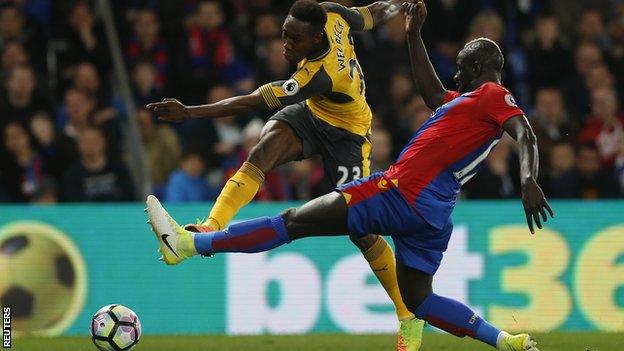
[205,162,264,230]
[363,236,416,321]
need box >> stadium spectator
[71,61,125,122]
[467,10,504,44]
[389,73,414,111]
[399,95,431,136]
[71,62,107,103]
[464,139,515,199]
[252,12,282,60]
[563,42,605,119]
[610,3,624,89]
[125,8,168,90]
[181,0,236,102]
[526,13,572,93]
[0,3,44,62]
[585,64,617,94]
[549,0,614,43]
[576,143,620,199]
[382,72,425,144]
[29,112,54,151]
[137,108,181,195]
[1,121,49,202]
[370,127,393,173]
[577,8,611,49]
[0,3,26,48]
[369,15,410,93]
[420,0,476,88]
[529,87,576,169]
[61,89,94,139]
[254,12,281,40]
[165,148,216,203]
[29,112,76,184]
[1,40,30,74]
[208,86,244,164]
[0,65,49,125]
[286,158,327,201]
[544,142,580,198]
[56,1,110,76]
[254,37,292,85]
[131,60,164,106]
[63,127,134,202]
[577,88,624,167]
[14,0,53,40]
[59,88,121,159]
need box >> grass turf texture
[15,332,623,350]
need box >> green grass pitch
[14,332,624,350]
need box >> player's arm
[146,69,331,122]
[503,115,554,234]
[146,93,266,122]
[404,1,447,110]
[320,1,402,31]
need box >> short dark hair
[181,146,205,161]
[289,0,327,34]
[462,38,505,73]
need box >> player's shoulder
[319,2,346,15]
[298,59,325,76]
[478,82,518,103]
[320,2,357,28]
[293,59,330,86]
[478,82,512,95]
[475,82,523,117]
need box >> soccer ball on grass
[90,304,142,351]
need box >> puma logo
[372,264,388,272]
[229,180,245,187]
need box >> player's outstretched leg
[187,120,302,232]
[395,261,538,351]
[146,192,350,263]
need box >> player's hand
[403,0,427,34]
[521,178,554,234]
[146,98,191,123]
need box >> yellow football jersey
[259,6,374,137]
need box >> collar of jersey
[307,30,331,61]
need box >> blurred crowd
[0,0,623,204]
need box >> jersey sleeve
[479,84,525,127]
[257,66,332,109]
[442,90,461,103]
[320,2,373,31]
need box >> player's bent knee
[405,290,433,316]
[414,292,431,311]
[349,233,378,252]
[247,139,273,173]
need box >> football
[90,304,142,351]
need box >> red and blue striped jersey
[384,82,524,229]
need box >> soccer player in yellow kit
[147,1,423,349]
